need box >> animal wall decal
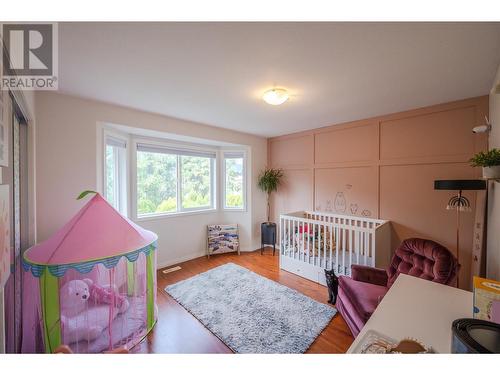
[325,200,333,212]
[321,184,374,218]
[334,192,347,213]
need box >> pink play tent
[22,192,158,353]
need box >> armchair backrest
[386,238,458,288]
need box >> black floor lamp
[434,180,486,287]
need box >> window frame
[103,129,129,216]
[221,149,247,212]
[131,137,218,220]
[178,154,216,213]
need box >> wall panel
[315,123,378,164]
[380,162,478,287]
[271,169,313,222]
[380,106,476,162]
[314,166,378,218]
[269,135,313,169]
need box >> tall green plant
[258,168,284,222]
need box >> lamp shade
[434,180,486,191]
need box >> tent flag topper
[22,191,158,353]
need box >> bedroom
[1,1,500,373]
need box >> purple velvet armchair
[336,238,459,337]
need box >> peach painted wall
[269,96,489,290]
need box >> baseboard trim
[156,246,265,270]
[157,252,205,270]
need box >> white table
[347,273,473,353]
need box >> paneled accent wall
[268,96,488,289]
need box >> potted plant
[257,168,284,254]
[470,149,500,179]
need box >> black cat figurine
[324,268,339,305]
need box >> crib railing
[279,211,390,277]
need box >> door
[3,94,29,353]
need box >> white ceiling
[59,22,500,137]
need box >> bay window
[102,128,248,220]
[223,151,245,210]
[104,135,128,215]
[136,149,177,215]
[135,142,216,217]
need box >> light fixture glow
[262,88,289,106]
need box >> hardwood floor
[134,248,354,353]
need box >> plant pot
[261,222,276,245]
[261,222,277,255]
[482,166,500,179]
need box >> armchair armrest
[351,265,388,286]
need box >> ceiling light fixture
[262,88,289,106]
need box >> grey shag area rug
[165,263,336,353]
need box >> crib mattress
[282,249,374,274]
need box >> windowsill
[223,207,247,212]
[135,208,218,222]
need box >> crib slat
[292,219,299,259]
[312,222,315,265]
[348,226,353,274]
[356,230,360,265]
[319,223,322,267]
[319,223,322,268]
[361,228,365,265]
[297,220,300,261]
[342,228,346,275]
[363,232,368,266]
[317,222,321,267]
[300,219,305,262]
[315,222,319,267]
[281,217,284,255]
[278,217,281,253]
[285,217,287,255]
[335,226,339,273]
[304,223,311,263]
[288,218,291,256]
[322,223,326,268]
[284,217,287,256]
[358,232,365,264]
[371,231,376,267]
[295,219,299,260]
[329,224,333,270]
[284,217,287,253]
[295,219,299,261]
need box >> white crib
[279,211,391,286]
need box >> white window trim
[221,149,247,212]
[131,136,219,220]
[103,128,129,216]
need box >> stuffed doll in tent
[60,278,130,344]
